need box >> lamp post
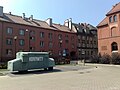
[14,36,17,57]
[26,29,30,51]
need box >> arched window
[113,15,117,22]
[109,16,112,23]
[111,27,117,36]
[111,42,118,51]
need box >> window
[58,34,62,39]
[7,27,13,35]
[71,36,74,41]
[72,44,75,49]
[111,42,118,51]
[65,35,69,39]
[94,41,96,45]
[30,47,35,51]
[59,42,62,48]
[111,27,117,37]
[30,36,35,41]
[82,36,85,40]
[6,38,12,45]
[48,33,53,40]
[78,43,81,47]
[49,42,53,48]
[78,35,81,39]
[113,15,117,22]
[90,41,93,44]
[30,31,35,35]
[65,35,69,43]
[40,32,44,38]
[82,40,85,47]
[6,49,12,55]
[87,51,89,55]
[87,40,89,44]
[81,49,85,55]
[19,39,24,46]
[19,29,25,35]
[40,41,44,47]
[91,51,93,55]
[58,51,62,56]
[65,40,69,43]
[109,16,112,23]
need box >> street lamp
[26,29,30,51]
[14,36,17,57]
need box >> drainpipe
[1,21,3,62]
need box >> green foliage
[90,53,101,63]
[111,53,120,65]
[0,63,7,69]
[91,53,120,65]
[100,54,111,64]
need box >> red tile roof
[52,23,76,33]
[97,2,120,27]
[0,13,75,33]
[106,2,120,16]
[97,17,108,27]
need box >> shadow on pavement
[8,69,61,76]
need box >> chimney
[0,6,3,17]
[9,12,11,15]
[29,15,33,21]
[68,18,72,30]
[22,13,25,19]
[64,19,69,27]
[64,18,72,30]
[46,18,52,26]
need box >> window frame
[6,49,12,55]
[6,38,13,45]
[40,32,44,38]
[58,34,62,40]
[48,33,53,40]
[6,27,13,35]
[113,15,117,22]
[111,42,118,51]
[19,29,25,36]
[109,16,112,23]
[19,39,25,46]
[40,41,44,47]
[49,41,53,48]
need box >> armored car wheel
[48,67,53,71]
[44,68,48,71]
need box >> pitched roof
[72,23,97,34]
[52,24,76,33]
[97,17,108,27]
[0,13,75,33]
[97,2,120,27]
[106,2,120,16]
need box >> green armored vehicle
[8,52,55,72]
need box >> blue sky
[0,0,120,26]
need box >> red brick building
[0,6,97,63]
[0,7,77,63]
[97,2,120,55]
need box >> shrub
[0,63,7,69]
[100,54,111,64]
[111,53,120,65]
[90,53,101,63]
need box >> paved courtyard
[0,64,120,90]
